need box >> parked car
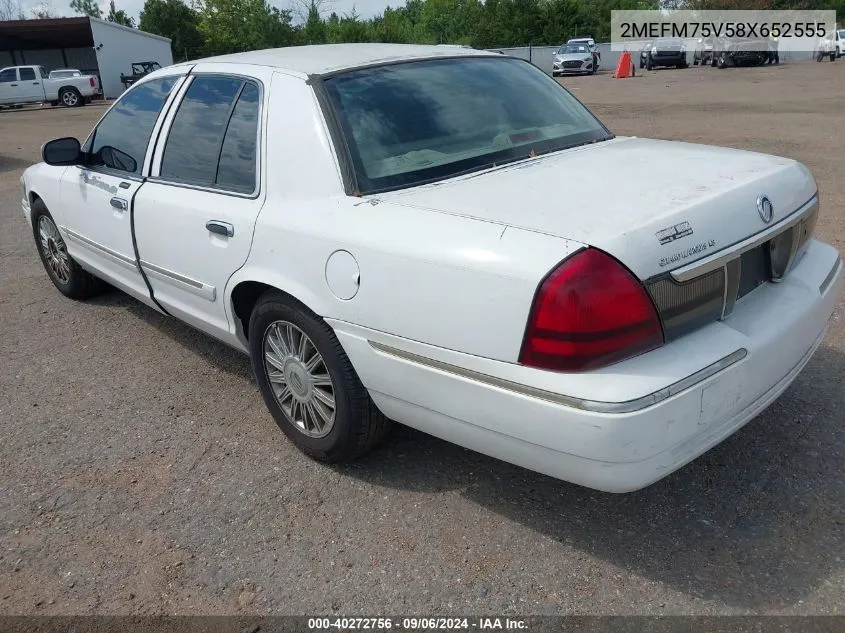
[119,61,163,89]
[837,28,845,58]
[693,37,715,65]
[20,44,842,493]
[48,69,101,94]
[643,38,689,70]
[712,37,769,68]
[816,33,838,62]
[0,65,99,108]
[552,41,597,76]
[566,36,601,71]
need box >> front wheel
[249,291,391,463]
[31,200,104,299]
[717,52,728,68]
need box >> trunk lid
[378,137,816,280]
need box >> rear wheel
[249,291,390,462]
[717,52,728,68]
[31,200,104,299]
[646,56,653,70]
[59,88,82,107]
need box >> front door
[59,75,183,301]
[133,73,265,339]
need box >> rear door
[0,68,19,104]
[17,67,43,102]
[58,74,186,301]
[133,68,267,339]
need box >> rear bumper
[651,54,686,65]
[332,239,842,492]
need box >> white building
[0,16,173,99]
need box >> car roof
[189,43,499,77]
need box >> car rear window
[323,57,610,194]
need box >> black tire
[249,290,391,463]
[639,59,645,69]
[59,87,83,107]
[31,199,104,300]
[717,52,728,68]
[646,56,653,70]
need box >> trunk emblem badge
[757,196,774,223]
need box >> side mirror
[98,146,137,173]
[42,137,81,166]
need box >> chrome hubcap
[263,320,335,438]
[38,216,71,283]
[62,91,77,106]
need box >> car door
[17,67,43,102]
[133,70,266,340]
[59,74,185,302]
[0,67,19,104]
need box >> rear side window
[87,77,177,174]
[0,68,17,82]
[160,76,261,193]
[19,68,35,81]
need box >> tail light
[89,77,96,87]
[519,248,664,372]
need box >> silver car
[552,43,597,76]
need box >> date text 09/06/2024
[307,617,528,630]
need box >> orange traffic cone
[614,51,633,78]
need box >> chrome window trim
[149,73,264,199]
[369,340,747,414]
[671,194,818,283]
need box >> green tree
[140,0,204,60]
[198,0,296,55]
[302,0,327,43]
[69,0,102,18]
[107,0,136,25]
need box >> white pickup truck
[0,65,100,108]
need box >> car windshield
[558,44,589,54]
[323,57,611,194]
[655,39,680,47]
[839,29,845,38]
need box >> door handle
[206,221,234,237]
[110,197,128,211]
[32,82,39,85]
[10,83,17,86]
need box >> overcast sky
[18,0,401,23]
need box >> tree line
[139,0,845,60]
[2,0,842,60]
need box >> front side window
[323,57,610,194]
[87,76,177,174]
[160,76,260,193]
[0,68,17,83]
[19,67,35,81]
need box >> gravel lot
[1,62,844,617]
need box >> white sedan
[21,44,842,492]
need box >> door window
[216,83,260,193]
[19,67,35,81]
[160,76,261,193]
[0,68,17,82]
[85,77,177,175]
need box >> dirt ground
[1,61,844,617]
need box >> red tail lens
[89,77,96,87]
[519,248,664,372]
